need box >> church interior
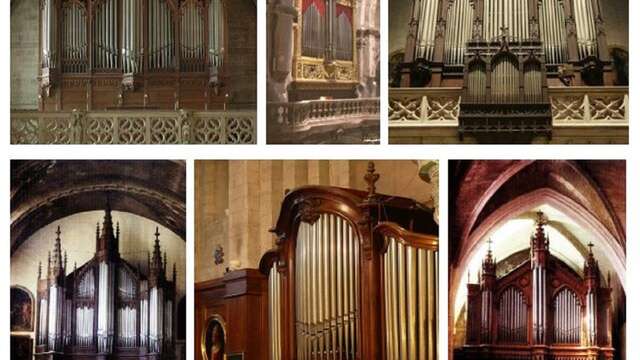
[10,0,257,144]
[389,0,629,144]
[195,160,439,359]
[10,160,187,359]
[449,160,626,360]
[267,0,381,144]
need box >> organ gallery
[267,0,381,144]
[388,0,629,144]
[456,212,615,360]
[195,162,439,359]
[34,206,178,359]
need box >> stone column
[267,0,298,102]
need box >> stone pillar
[267,0,298,102]
[356,0,380,97]
[418,160,439,224]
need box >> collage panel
[10,1,257,144]
[449,160,626,359]
[266,1,381,144]
[10,160,187,359]
[388,0,628,144]
[195,160,439,358]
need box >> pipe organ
[291,0,358,101]
[399,0,613,89]
[260,162,439,359]
[455,211,615,360]
[35,205,178,359]
[38,0,227,111]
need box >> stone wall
[11,0,39,110]
[195,160,436,282]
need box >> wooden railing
[11,109,256,144]
[268,98,379,132]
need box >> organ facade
[389,0,628,144]
[34,206,178,359]
[455,212,614,360]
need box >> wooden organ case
[38,0,226,111]
[398,0,614,141]
[288,0,358,101]
[262,163,439,359]
[455,212,615,360]
[34,206,178,360]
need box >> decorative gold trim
[293,0,358,82]
[200,314,228,360]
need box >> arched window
[497,286,527,344]
[10,286,34,332]
[553,288,581,344]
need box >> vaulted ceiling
[11,160,186,255]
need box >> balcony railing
[11,109,256,144]
[388,88,461,126]
[389,86,629,128]
[268,98,380,137]
[549,86,628,126]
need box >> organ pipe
[269,264,282,360]
[181,1,206,72]
[524,61,542,103]
[415,0,438,61]
[149,0,175,70]
[586,290,597,345]
[467,61,486,103]
[38,299,48,345]
[483,0,529,41]
[47,285,63,351]
[149,287,164,353]
[62,3,87,73]
[294,214,358,359]
[574,0,598,59]
[498,287,527,343]
[553,288,581,344]
[41,0,57,69]
[444,0,474,65]
[122,0,142,74]
[97,261,115,353]
[491,56,519,103]
[209,0,224,68]
[302,1,325,58]
[539,0,567,64]
[335,5,353,61]
[94,0,118,69]
[384,236,437,360]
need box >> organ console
[195,162,440,360]
[38,0,226,111]
[455,211,615,360]
[34,205,178,359]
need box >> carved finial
[154,227,160,243]
[38,262,42,279]
[588,242,594,254]
[364,161,380,199]
[116,222,120,239]
[96,222,100,239]
[55,225,61,239]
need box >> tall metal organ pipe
[491,56,519,103]
[497,287,527,343]
[268,263,282,360]
[180,1,205,72]
[94,0,118,69]
[149,0,174,70]
[62,3,87,73]
[301,2,325,58]
[483,0,529,41]
[97,262,115,353]
[293,213,359,360]
[122,0,142,74]
[415,0,439,61]
[41,0,57,69]
[383,236,437,360]
[209,0,224,68]
[444,0,473,65]
[539,0,567,64]
[467,61,486,103]
[524,61,542,103]
[553,289,581,344]
[335,5,353,61]
[574,0,598,59]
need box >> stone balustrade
[11,109,256,144]
[388,88,462,126]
